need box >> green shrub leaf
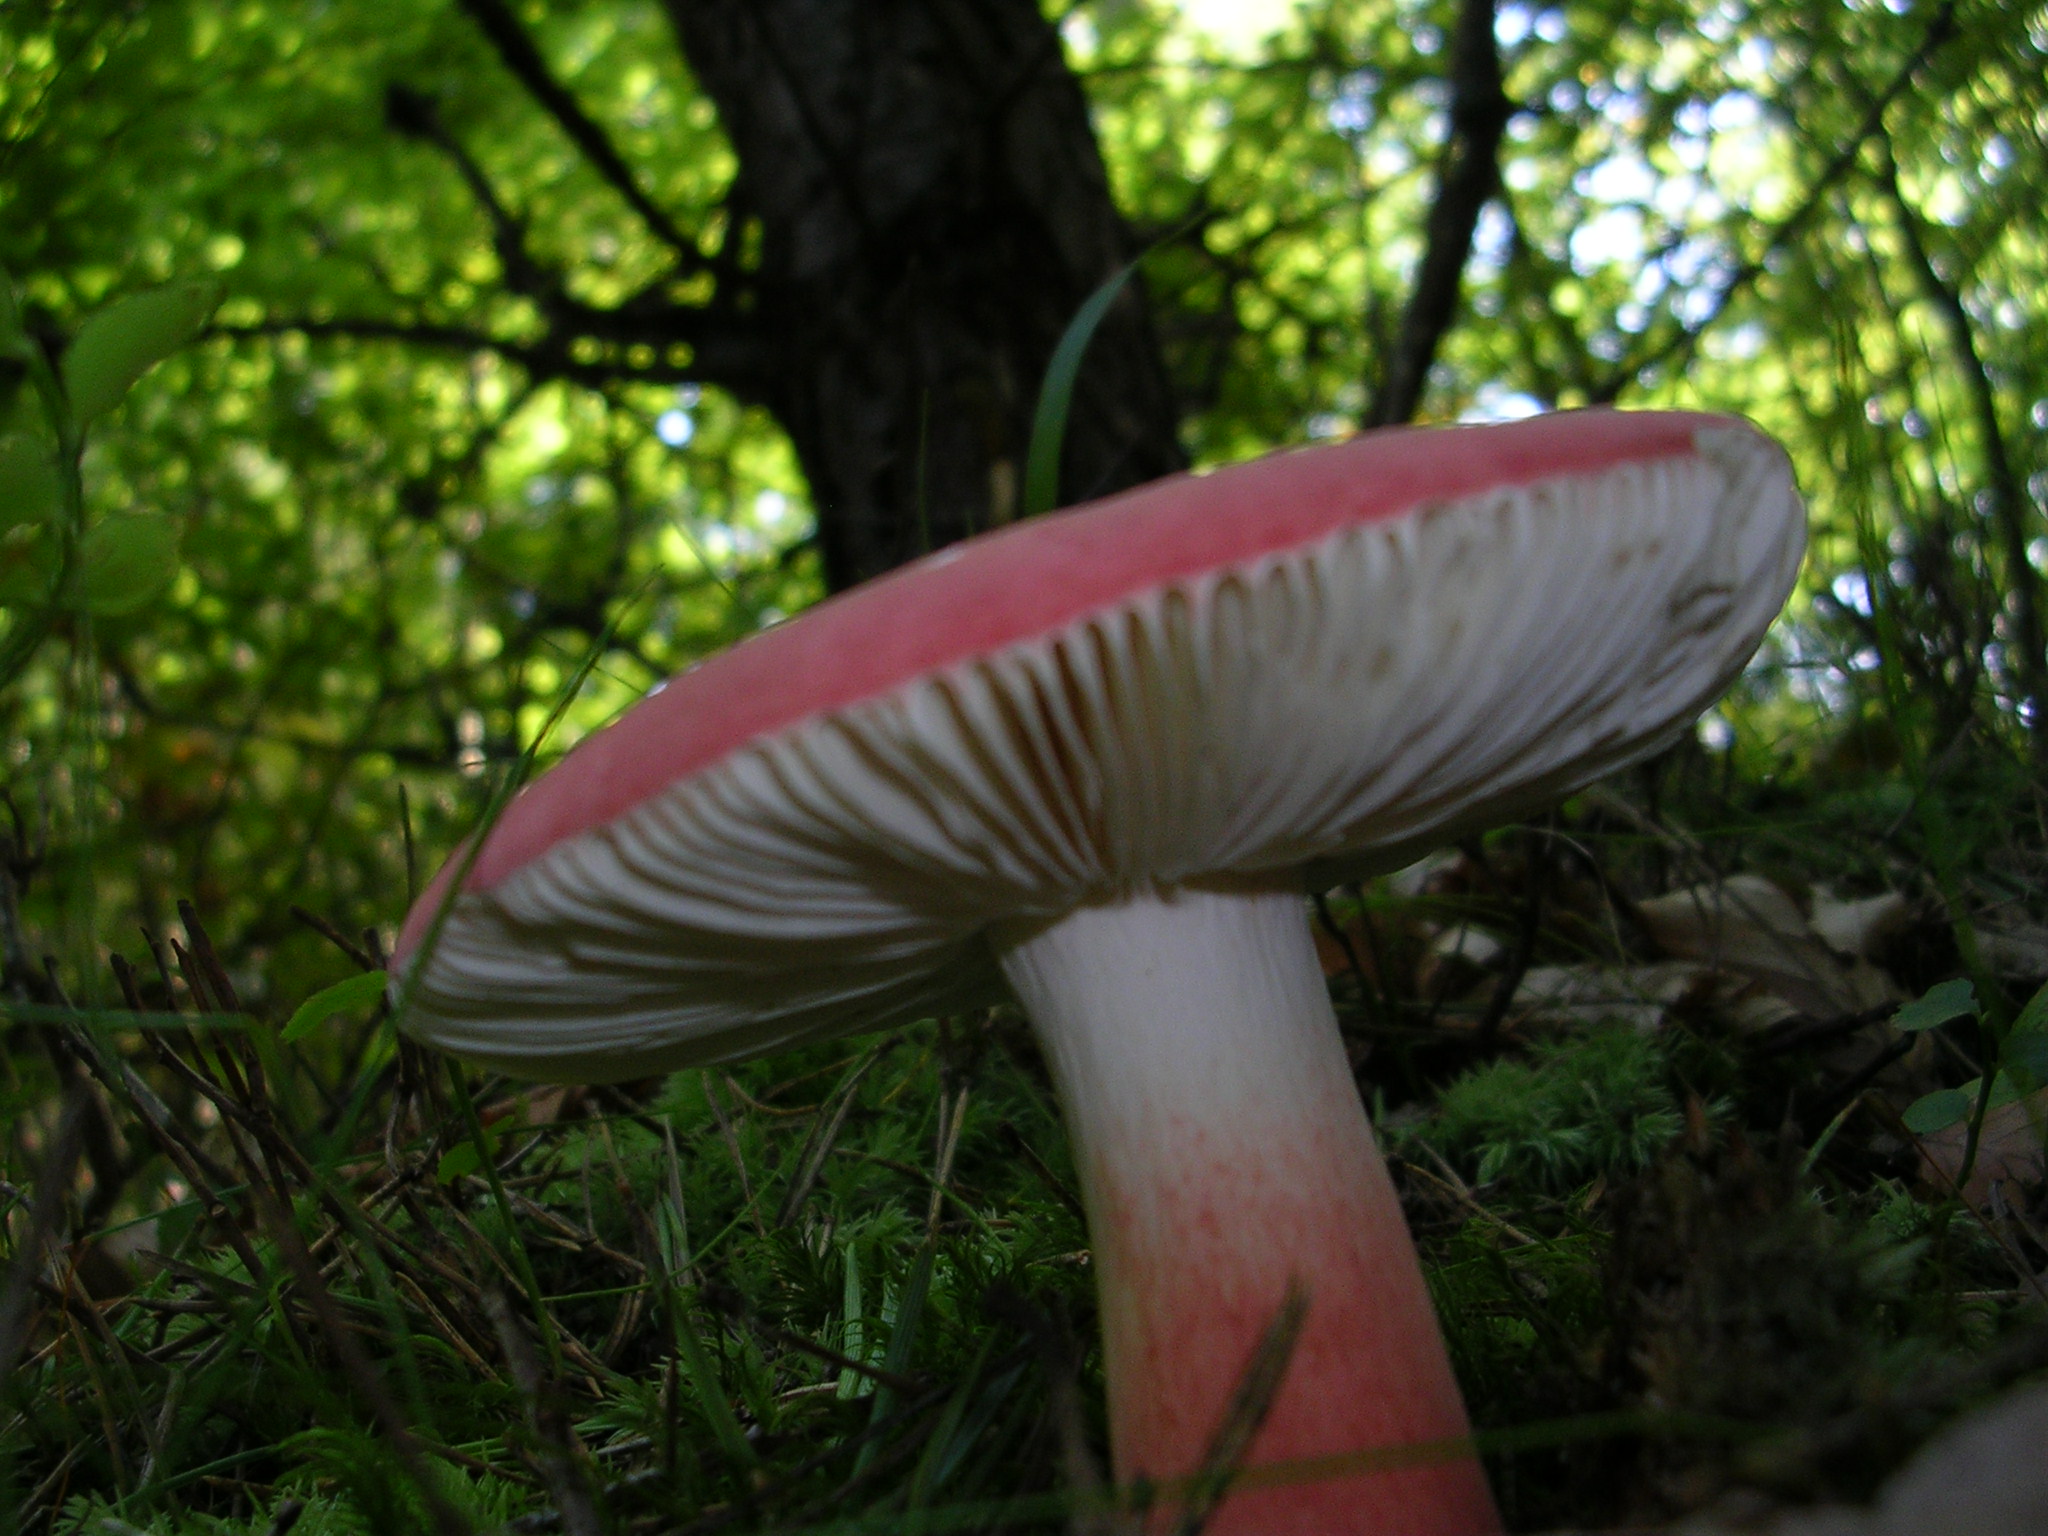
[0,435,62,531]
[0,523,59,606]
[281,970,390,1043]
[2009,978,2048,1036]
[1900,1087,1971,1135]
[77,510,179,615]
[1893,977,1977,1032]
[0,268,27,361]
[61,281,221,423]
[435,1141,481,1182]
[2002,1027,2048,1093]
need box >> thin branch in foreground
[1593,0,1960,403]
[1875,134,2048,752]
[484,1286,606,1536]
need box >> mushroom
[395,408,1804,1535]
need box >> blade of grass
[1172,1280,1308,1536]
[1022,264,1138,520]
[247,1185,474,1536]
[852,1238,936,1477]
[906,1335,1007,1509]
[669,1288,758,1472]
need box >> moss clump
[1408,1023,1686,1190]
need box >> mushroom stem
[997,882,1500,1536]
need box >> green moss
[1406,1023,1687,1192]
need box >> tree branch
[1365,0,1511,427]
[385,84,557,303]
[455,0,711,271]
[298,73,777,395]
[212,310,769,396]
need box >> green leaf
[0,267,27,361]
[61,281,221,424]
[76,511,179,615]
[2009,979,2048,1036]
[2001,1028,2048,1093]
[1022,262,1138,519]
[1893,977,1978,1032]
[0,435,62,531]
[154,1200,202,1259]
[0,523,59,607]
[280,970,390,1043]
[1901,1087,1971,1135]
[436,1121,498,1183]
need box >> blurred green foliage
[0,0,2039,997]
[3,1,2047,1532]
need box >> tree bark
[663,0,1186,589]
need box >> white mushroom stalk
[998,881,1494,1534]
[394,410,1806,1536]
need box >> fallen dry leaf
[1511,962,1713,1032]
[1807,888,1911,962]
[1914,1086,2048,1208]
[1311,906,1398,982]
[1977,920,2048,980]
[1637,875,1901,1023]
[1415,921,1508,995]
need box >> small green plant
[1895,977,2048,1142]
[0,267,217,688]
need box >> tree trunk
[664,0,1186,589]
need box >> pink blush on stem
[1093,1129,1498,1535]
[998,884,1502,1536]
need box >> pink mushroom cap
[396,407,1801,1079]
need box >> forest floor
[3,730,2047,1536]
